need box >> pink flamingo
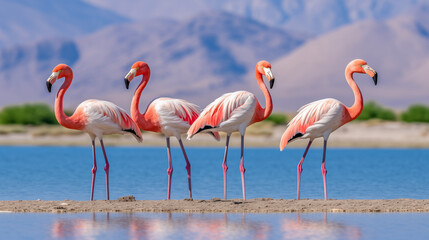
[280,59,378,200]
[46,64,142,201]
[187,60,275,201]
[123,61,220,200]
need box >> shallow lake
[0,146,428,200]
[0,146,428,239]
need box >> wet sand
[1,197,428,213]
[1,121,429,148]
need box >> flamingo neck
[345,68,363,122]
[251,69,273,124]
[55,73,84,130]
[131,73,160,132]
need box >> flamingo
[187,60,275,201]
[46,64,142,201]
[280,59,378,200]
[123,61,220,200]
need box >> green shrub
[401,104,429,123]
[265,113,287,125]
[0,103,57,125]
[357,101,396,121]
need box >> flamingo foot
[222,162,228,200]
[297,163,303,200]
[179,139,192,199]
[100,139,110,200]
[167,167,173,200]
[222,135,230,200]
[90,140,97,201]
[321,162,327,200]
[91,166,97,201]
[240,164,246,201]
[185,162,192,199]
[297,140,312,200]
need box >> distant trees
[2,102,429,125]
[0,103,57,125]
[357,101,396,121]
[401,104,429,123]
[265,113,287,125]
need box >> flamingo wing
[187,91,256,139]
[280,98,344,150]
[153,98,220,140]
[81,100,142,142]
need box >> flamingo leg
[90,140,97,201]
[100,139,110,200]
[239,135,246,201]
[166,137,173,200]
[222,134,231,200]
[321,139,328,200]
[297,140,312,200]
[178,139,192,199]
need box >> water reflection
[281,213,362,240]
[51,212,362,240]
[51,213,115,240]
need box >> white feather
[200,91,257,135]
[153,98,200,138]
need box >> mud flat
[1,197,428,213]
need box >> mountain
[268,5,429,111]
[0,0,127,49]
[83,0,426,34]
[0,12,305,110]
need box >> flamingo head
[348,59,378,85]
[256,60,275,89]
[46,64,71,92]
[124,61,150,89]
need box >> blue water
[0,146,428,200]
[1,212,429,240]
[0,146,428,240]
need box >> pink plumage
[187,61,276,201]
[279,59,378,200]
[46,64,141,201]
[124,61,220,200]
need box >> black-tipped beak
[46,81,52,93]
[372,73,378,86]
[269,78,275,89]
[124,78,130,89]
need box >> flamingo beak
[269,78,275,89]
[372,72,378,86]
[363,65,377,86]
[46,81,52,92]
[264,67,275,89]
[46,71,59,93]
[124,68,137,89]
[124,78,130,89]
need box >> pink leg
[166,137,173,200]
[239,135,246,201]
[321,140,328,200]
[178,139,192,199]
[297,140,312,200]
[90,140,97,201]
[100,139,110,200]
[222,134,230,200]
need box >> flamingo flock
[45,58,377,201]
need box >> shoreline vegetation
[1,102,429,147]
[1,198,428,213]
[0,121,429,148]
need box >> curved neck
[345,68,363,121]
[131,73,159,131]
[252,68,273,123]
[55,72,84,130]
